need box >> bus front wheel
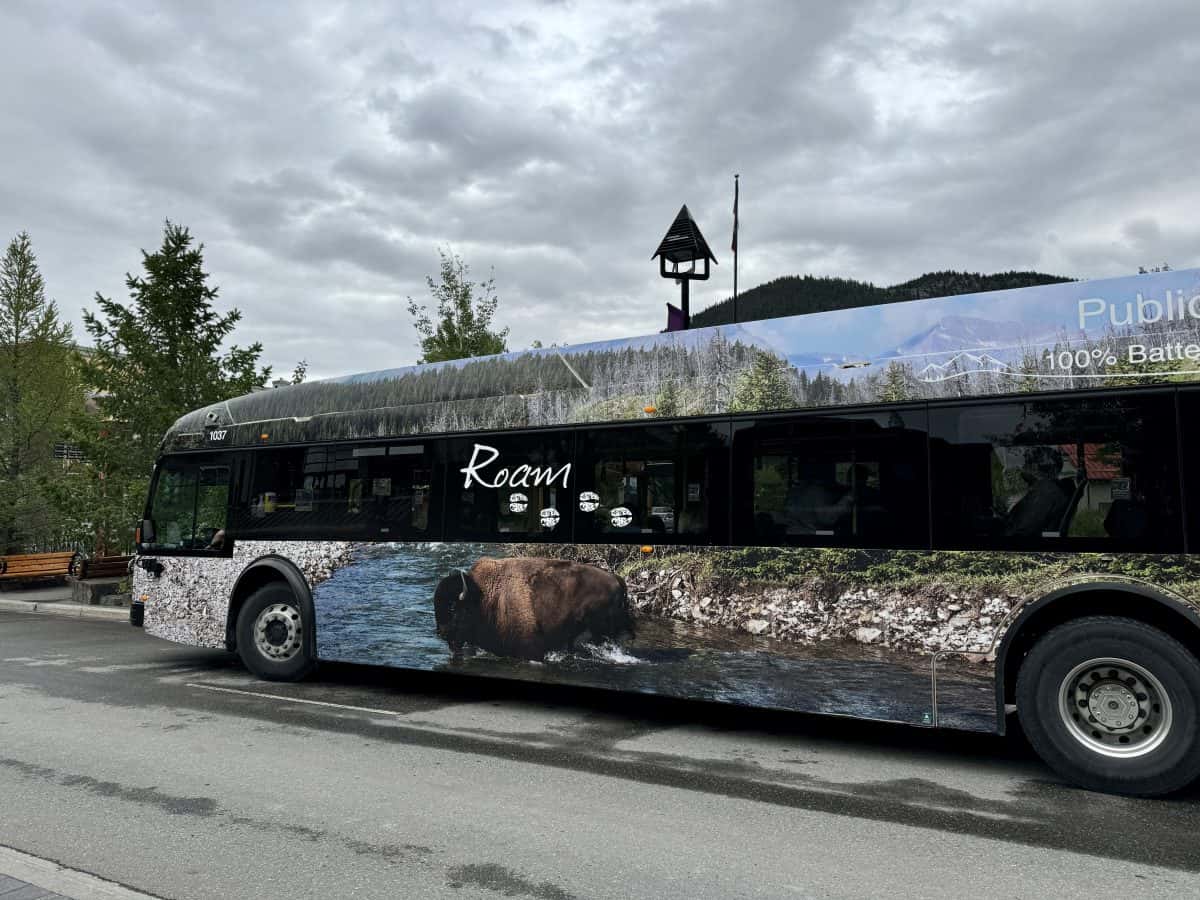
[1016,615,1200,796]
[235,583,316,682]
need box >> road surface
[2,611,1198,899]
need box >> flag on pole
[731,175,739,253]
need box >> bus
[132,267,1200,796]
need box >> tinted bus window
[733,409,929,548]
[930,394,1182,551]
[1176,389,1200,552]
[234,442,437,540]
[444,432,574,541]
[574,422,729,544]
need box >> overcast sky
[2,0,1198,379]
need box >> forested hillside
[691,270,1074,327]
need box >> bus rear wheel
[1016,615,1200,796]
[235,583,316,682]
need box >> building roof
[651,205,717,266]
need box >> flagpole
[732,173,739,324]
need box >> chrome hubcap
[253,603,303,662]
[1058,657,1172,758]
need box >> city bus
[133,267,1200,796]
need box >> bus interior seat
[1104,499,1148,540]
[1003,476,1075,538]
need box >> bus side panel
[136,539,1200,733]
[308,544,1200,732]
[136,541,355,650]
[307,542,1084,733]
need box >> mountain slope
[691,270,1074,327]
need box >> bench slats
[0,552,79,580]
[79,556,133,579]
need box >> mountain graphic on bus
[888,314,1058,357]
[779,315,1063,373]
[916,351,1014,382]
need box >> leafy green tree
[729,350,794,412]
[406,248,509,363]
[290,359,309,384]
[76,222,270,550]
[39,462,145,556]
[0,232,81,553]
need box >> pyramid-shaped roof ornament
[652,204,718,266]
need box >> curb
[1,843,163,899]
[0,598,128,621]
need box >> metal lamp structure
[652,204,717,330]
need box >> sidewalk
[0,872,71,899]
[0,846,161,899]
[0,584,127,622]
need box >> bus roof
[162,267,1200,454]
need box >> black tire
[1016,615,1200,796]
[235,582,316,682]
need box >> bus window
[234,442,437,540]
[929,394,1182,551]
[1179,389,1200,551]
[444,432,575,541]
[575,423,729,544]
[732,410,929,548]
[144,458,230,552]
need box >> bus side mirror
[140,518,156,545]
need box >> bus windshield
[145,459,230,552]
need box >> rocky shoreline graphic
[518,544,1200,664]
[287,540,358,587]
[141,540,357,649]
[624,567,1013,658]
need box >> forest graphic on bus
[163,268,1200,451]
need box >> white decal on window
[509,492,529,513]
[578,491,599,513]
[611,506,633,528]
[540,508,560,529]
[460,443,572,490]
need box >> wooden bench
[0,551,81,584]
[77,555,133,579]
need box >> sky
[2,0,1199,380]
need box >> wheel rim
[1058,657,1172,758]
[253,603,303,662]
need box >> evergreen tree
[77,222,269,549]
[0,232,80,552]
[692,270,1074,328]
[655,379,681,416]
[729,350,794,412]
[406,249,509,363]
[81,221,269,477]
[797,368,810,402]
[808,370,831,405]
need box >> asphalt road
[2,611,1199,899]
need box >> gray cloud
[1,0,1197,379]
